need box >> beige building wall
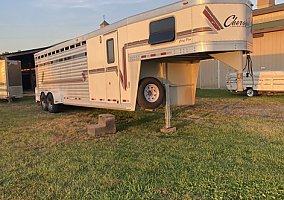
[198,60,232,89]
[252,30,284,71]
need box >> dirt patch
[196,98,284,121]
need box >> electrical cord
[243,54,254,88]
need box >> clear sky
[0,0,283,53]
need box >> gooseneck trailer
[35,0,253,114]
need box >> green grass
[0,90,284,199]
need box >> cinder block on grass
[88,124,106,137]
[88,114,116,137]
[98,114,116,134]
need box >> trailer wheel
[46,93,60,113]
[246,88,256,97]
[40,93,48,111]
[138,77,165,109]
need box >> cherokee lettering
[224,15,248,27]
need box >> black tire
[46,93,60,113]
[40,93,48,111]
[246,88,256,97]
[138,77,165,109]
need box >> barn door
[104,31,120,104]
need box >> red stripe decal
[150,54,156,57]
[205,6,224,30]
[122,46,128,90]
[203,9,221,31]
[161,52,167,56]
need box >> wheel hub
[144,84,160,103]
[247,89,254,97]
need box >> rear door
[7,60,22,87]
[104,31,120,104]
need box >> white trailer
[0,59,23,100]
[226,71,284,97]
[35,0,253,113]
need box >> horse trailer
[0,59,23,101]
[35,0,253,113]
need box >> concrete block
[88,114,117,137]
[160,127,177,133]
[98,114,116,134]
[88,124,106,137]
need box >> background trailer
[0,47,48,92]
[0,59,23,100]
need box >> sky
[0,0,283,53]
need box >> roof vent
[257,0,275,9]
[100,20,110,28]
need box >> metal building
[198,0,284,89]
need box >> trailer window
[106,39,115,64]
[149,17,175,45]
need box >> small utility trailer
[35,0,253,123]
[0,59,23,101]
[227,71,284,97]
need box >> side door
[104,31,120,103]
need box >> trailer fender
[41,91,63,104]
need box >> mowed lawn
[0,90,284,199]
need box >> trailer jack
[160,82,176,133]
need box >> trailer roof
[36,0,252,56]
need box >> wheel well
[139,77,163,85]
